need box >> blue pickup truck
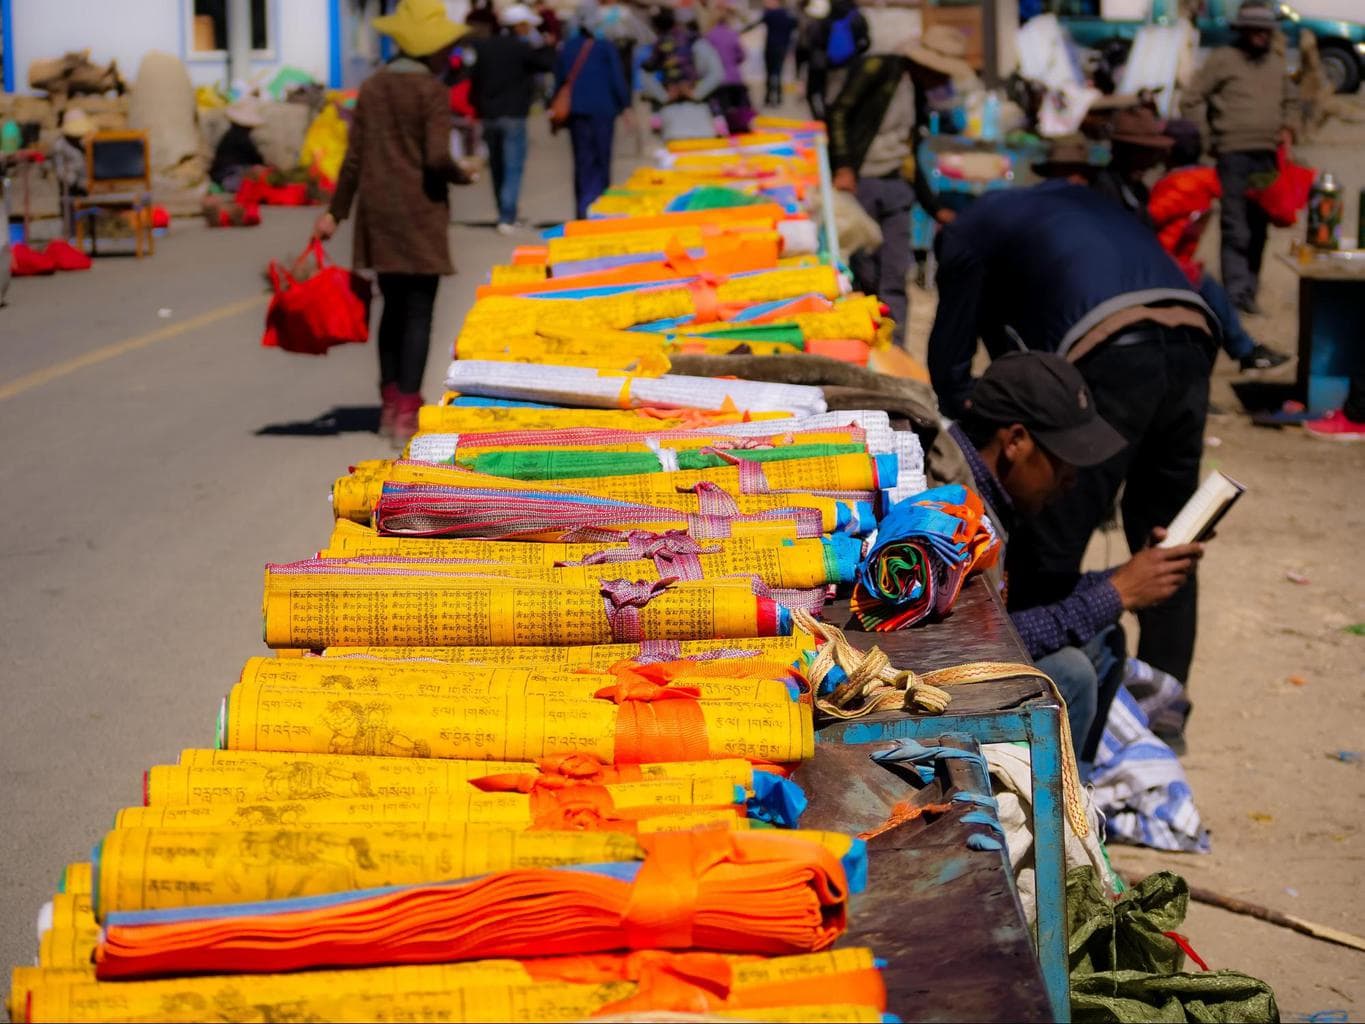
[1054,0,1365,92]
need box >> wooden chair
[73,130,155,257]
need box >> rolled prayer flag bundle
[850,484,1002,632]
[94,829,859,979]
[261,570,800,648]
[444,360,829,417]
[21,948,882,1024]
[116,799,742,833]
[234,654,810,705]
[310,533,861,590]
[93,826,647,916]
[414,404,789,435]
[318,631,811,667]
[218,679,815,763]
[371,484,862,539]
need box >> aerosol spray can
[1307,172,1343,250]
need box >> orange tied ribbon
[595,678,703,704]
[471,754,645,793]
[613,696,711,764]
[622,827,736,949]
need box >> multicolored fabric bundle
[851,485,1002,631]
[9,125,936,1024]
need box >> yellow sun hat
[374,0,468,57]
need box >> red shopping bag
[262,241,371,355]
[1247,145,1314,227]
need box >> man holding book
[949,353,1205,764]
[927,178,1219,716]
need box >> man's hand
[1109,532,1204,611]
[833,167,857,193]
[934,208,957,225]
[312,212,337,241]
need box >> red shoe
[379,382,400,440]
[391,392,422,450]
[1304,409,1365,442]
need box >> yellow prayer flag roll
[24,948,878,1023]
[146,754,529,806]
[94,826,645,916]
[38,922,96,972]
[234,658,798,706]
[60,862,93,895]
[116,801,744,832]
[261,575,785,649]
[8,967,93,1022]
[415,406,788,434]
[538,452,880,500]
[324,517,803,558]
[306,543,834,590]
[220,683,814,762]
[148,753,761,807]
[320,632,813,667]
[23,960,547,1024]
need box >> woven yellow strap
[794,610,1090,838]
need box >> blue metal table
[816,578,1072,1021]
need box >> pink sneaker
[1304,409,1365,442]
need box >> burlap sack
[127,51,202,174]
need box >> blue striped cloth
[1090,664,1210,854]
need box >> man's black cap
[968,352,1127,468]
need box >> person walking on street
[555,2,630,219]
[1179,0,1298,315]
[472,3,555,233]
[754,0,798,107]
[804,0,869,120]
[827,26,973,346]
[314,0,476,444]
[927,175,1218,722]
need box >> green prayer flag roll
[461,443,868,482]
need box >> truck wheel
[1319,41,1361,94]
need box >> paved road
[0,119,647,975]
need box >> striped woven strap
[600,578,677,643]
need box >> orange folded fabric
[95,829,850,979]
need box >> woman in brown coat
[314,0,475,443]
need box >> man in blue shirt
[950,352,1204,764]
[927,178,1217,736]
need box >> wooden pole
[1119,872,1365,954]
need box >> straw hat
[374,0,468,56]
[1032,135,1099,177]
[501,3,542,27]
[1230,1,1277,30]
[904,25,973,81]
[225,96,265,128]
[60,107,96,138]
[1110,106,1173,149]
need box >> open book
[1159,471,1246,547]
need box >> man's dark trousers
[850,175,913,346]
[1216,150,1275,308]
[1006,327,1214,686]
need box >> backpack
[826,13,857,68]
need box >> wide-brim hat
[904,25,974,81]
[374,0,468,56]
[501,3,542,26]
[1031,135,1099,176]
[1110,106,1173,148]
[1230,1,1277,30]
[225,97,265,128]
[60,107,96,138]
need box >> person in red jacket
[1149,120,1288,371]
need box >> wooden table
[805,578,1070,1020]
[1277,251,1365,414]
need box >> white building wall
[10,0,331,94]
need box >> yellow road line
[0,294,268,403]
